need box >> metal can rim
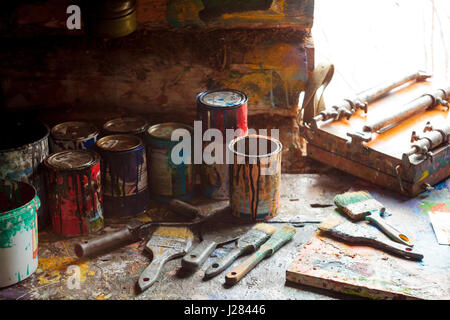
[196,89,248,110]
[95,134,143,152]
[0,121,49,153]
[50,121,99,142]
[228,134,283,159]
[146,122,194,142]
[44,150,100,171]
[0,179,39,219]
[103,116,149,135]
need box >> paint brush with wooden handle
[318,211,423,260]
[225,225,296,286]
[204,223,276,279]
[138,226,194,293]
[334,191,413,246]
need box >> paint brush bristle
[153,226,194,240]
[253,223,277,235]
[334,190,384,220]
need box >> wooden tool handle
[74,227,139,258]
[138,249,176,293]
[181,240,217,270]
[225,250,267,285]
[204,247,245,279]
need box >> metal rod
[364,86,450,133]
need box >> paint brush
[225,225,296,286]
[137,226,194,293]
[204,223,277,279]
[334,191,413,246]
[318,211,423,260]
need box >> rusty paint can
[50,121,99,153]
[146,123,195,202]
[0,118,50,229]
[0,179,39,287]
[44,150,103,236]
[228,135,282,221]
[196,89,248,199]
[102,116,149,140]
[95,134,149,218]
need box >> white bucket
[0,179,39,288]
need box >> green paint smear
[419,201,450,215]
[0,196,39,248]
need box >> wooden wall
[0,0,320,173]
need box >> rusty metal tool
[311,71,431,127]
[364,86,450,133]
[74,200,229,258]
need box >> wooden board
[286,178,450,300]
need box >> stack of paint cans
[50,121,99,152]
[0,118,50,229]
[196,89,248,199]
[44,150,103,236]
[0,179,39,287]
[95,134,149,218]
[102,116,149,140]
[146,123,195,202]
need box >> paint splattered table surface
[1,171,447,300]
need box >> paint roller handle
[74,226,140,258]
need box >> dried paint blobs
[146,122,195,202]
[229,135,282,221]
[197,89,248,199]
[0,179,39,288]
[95,134,149,218]
[44,150,104,236]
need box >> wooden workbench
[1,170,446,300]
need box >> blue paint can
[50,121,99,153]
[146,123,195,202]
[95,134,149,218]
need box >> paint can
[0,118,50,229]
[196,89,248,199]
[50,121,99,153]
[95,134,149,218]
[44,150,103,236]
[102,116,149,140]
[0,179,39,288]
[146,122,195,202]
[228,135,282,221]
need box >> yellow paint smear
[38,256,95,284]
[154,226,194,240]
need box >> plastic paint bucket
[0,179,39,288]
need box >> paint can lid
[45,150,99,170]
[103,116,148,135]
[147,122,193,141]
[96,134,142,151]
[51,121,99,141]
[197,89,248,109]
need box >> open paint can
[0,179,39,288]
[0,118,49,229]
[228,135,282,221]
[50,121,99,152]
[102,116,149,140]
